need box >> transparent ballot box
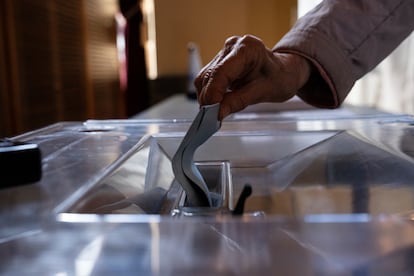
[4,113,414,275]
[59,116,414,218]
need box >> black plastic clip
[232,184,252,216]
[0,138,42,188]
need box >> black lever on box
[232,184,252,216]
[0,138,42,188]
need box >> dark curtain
[119,0,149,116]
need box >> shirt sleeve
[274,0,414,108]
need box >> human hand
[195,35,311,119]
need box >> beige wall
[150,0,296,77]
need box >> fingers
[197,38,261,106]
[219,79,271,119]
[194,51,223,93]
[194,35,302,120]
[194,36,240,100]
[195,36,257,104]
[219,84,256,119]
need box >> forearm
[274,0,414,108]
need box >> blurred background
[0,0,412,137]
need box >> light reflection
[147,124,160,135]
[57,213,161,223]
[296,120,325,131]
[298,0,322,17]
[304,213,371,223]
[115,12,127,91]
[142,0,158,79]
[75,235,105,276]
[150,222,160,275]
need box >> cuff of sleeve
[274,28,355,108]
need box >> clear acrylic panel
[64,117,414,218]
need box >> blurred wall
[346,34,414,115]
[0,0,122,137]
[148,0,297,77]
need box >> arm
[195,35,312,119]
[196,0,414,118]
[275,0,414,108]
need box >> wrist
[273,52,312,91]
